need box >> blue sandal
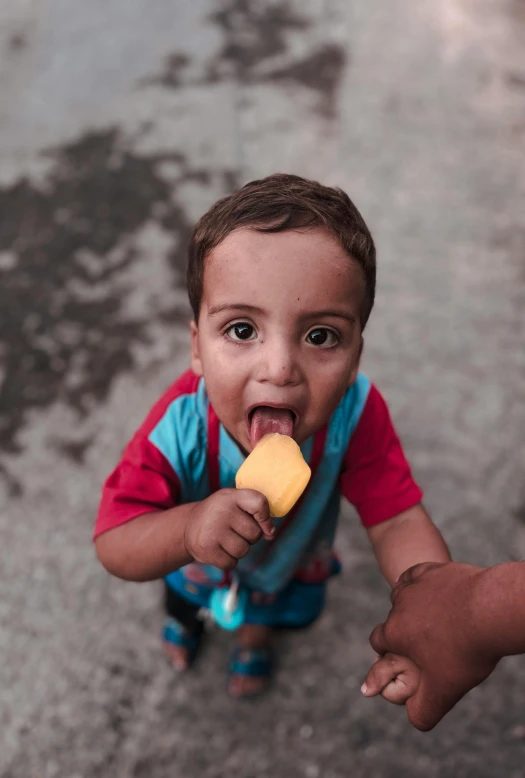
[227,646,275,698]
[162,617,202,670]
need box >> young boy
[95,173,450,698]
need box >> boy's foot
[162,617,202,672]
[227,624,275,698]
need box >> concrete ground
[1,1,525,776]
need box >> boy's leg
[163,582,204,671]
[227,579,328,697]
[228,623,274,698]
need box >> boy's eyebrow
[207,304,356,324]
[207,303,266,317]
[303,309,356,324]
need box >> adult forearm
[95,503,196,582]
[472,562,525,659]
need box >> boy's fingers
[361,653,401,697]
[363,654,420,708]
[236,489,275,538]
[380,666,420,705]
[220,530,250,560]
[213,548,238,572]
[380,681,411,706]
[231,512,263,544]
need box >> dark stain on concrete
[140,52,191,89]
[206,0,347,109]
[8,33,26,52]
[208,0,346,116]
[0,462,22,498]
[52,436,94,464]
[514,503,525,525]
[265,43,347,117]
[506,71,525,89]
[147,0,346,117]
[0,1,347,468]
[208,0,309,75]
[0,129,216,458]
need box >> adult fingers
[369,621,404,658]
[369,622,388,656]
[220,530,251,561]
[235,489,274,539]
[393,561,447,593]
[405,679,456,732]
[231,512,263,545]
[391,562,448,605]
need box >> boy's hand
[362,653,420,706]
[184,488,274,570]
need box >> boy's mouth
[248,406,297,448]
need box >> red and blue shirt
[95,369,422,594]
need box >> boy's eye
[226,322,257,341]
[306,328,338,347]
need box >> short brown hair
[187,173,376,327]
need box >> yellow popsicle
[235,433,311,517]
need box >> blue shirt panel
[150,374,371,594]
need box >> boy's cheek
[348,337,364,385]
[189,321,204,376]
[191,354,203,376]
[349,360,361,385]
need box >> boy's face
[190,227,365,453]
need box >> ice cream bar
[235,432,311,517]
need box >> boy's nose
[256,339,300,386]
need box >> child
[95,173,450,699]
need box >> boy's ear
[190,320,203,376]
[349,336,364,385]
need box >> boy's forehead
[211,225,345,260]
[202,227,365,307]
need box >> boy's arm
[95,504,195,582]
[338,383,449,586]
[366,503,451,587]
[94,371,274,582]
[95,491,274,582]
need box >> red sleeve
[93,369,200,539]
[339,384,423,528]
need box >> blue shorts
[165,559,341,629]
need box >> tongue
[250,407,294,448]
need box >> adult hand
[363,562,499,731]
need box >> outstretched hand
[362,562,499,731]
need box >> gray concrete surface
[1,1,525,776]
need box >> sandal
[162,617,202,671]
[226,646,275,698]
